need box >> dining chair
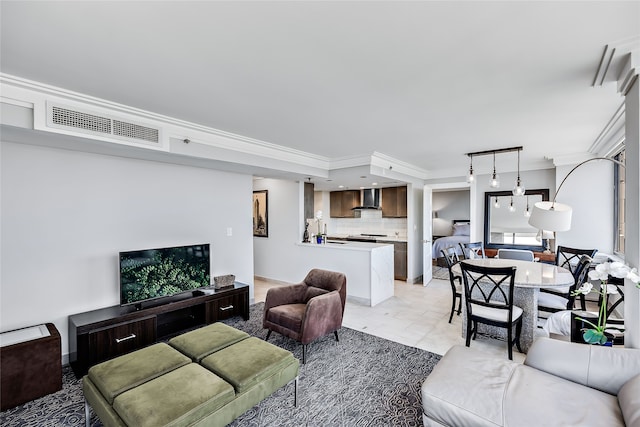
[496,249,535,261]
[549,246,598,310]
[459,242,486,260]
[459,262,522,360]
[538,255,592,318]
[440,247,462,323]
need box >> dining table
[452,258,574,353]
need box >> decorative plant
[572,261,640,345]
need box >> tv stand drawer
[88,317,156,365]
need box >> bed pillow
[452,223,470,236]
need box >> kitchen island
[295,240,394,306]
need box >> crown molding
[592,36,640,91]
[588,101,625,157]
[549,152,598,167]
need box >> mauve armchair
[263,268,347,364]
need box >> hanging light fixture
[465,146,523,191]
[508,196,516,212]
[524,196,531,217]
[493,196,500,208]
[513,149,526,196]
[490,152,500,188]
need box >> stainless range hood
[352,188,381,210]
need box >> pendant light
[490,152,500,188]
[466,155,474,183]
[508,196,516,212]
[524,196,531,217]
[493,196,500,208]
[513,149,525,196]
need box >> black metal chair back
[556,246,597,276]
[459,261,521,359]
[459,242,485,260]
[440,247,462,323]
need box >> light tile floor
[254,274,527,362]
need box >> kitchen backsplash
[325,209,407,238]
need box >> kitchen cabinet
[381,186,407,218]
[330,190,359,218]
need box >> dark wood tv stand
[68,283,249,377]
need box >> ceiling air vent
[113,120,159,143]
[51,105,112,135]
[46,103,161,147]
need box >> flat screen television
[119,243,210,307]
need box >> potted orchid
[572,261,640,345]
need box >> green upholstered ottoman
[83,325,299,427]
[168,322,249,362]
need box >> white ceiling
[1,1,639,190]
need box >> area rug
[1,303,441,426]
[431,266,450,281]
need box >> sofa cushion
[168,322,249,362]
[113,363,235,427]
[88,343,190,405]
[618,374,640,426]
[201,337,296,394]
[504,363,623,426]
[422,345,515,427]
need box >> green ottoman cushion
[88,343,190,405]
[169,322,250,362]
[113,363,235,427]
[201,337,296,394]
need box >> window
[614,150,625,255]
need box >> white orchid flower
[627,268,640,284]
[609,262,631,279]
[601,283,620,294]
[575,282,593,295]
[588,268,609,281]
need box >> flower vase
[570,311,613,346]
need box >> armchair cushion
[265,304,306,339]
[304,286,329,302]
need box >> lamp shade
[528,201,572,232]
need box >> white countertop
[296,241,393,251]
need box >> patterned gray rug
[1,303,441,426]
[431,266,450,281]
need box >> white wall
[624,79,639,348]
[432,190,470,236]
[408,183,423,283]
[253,178,303,282]
[0,141,254,360]
[554,161,614,254]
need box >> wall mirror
[484,189,549,250]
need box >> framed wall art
[253,190,268,237]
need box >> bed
[431,220,470,259]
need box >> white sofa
[421,338,640,426]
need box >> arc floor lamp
[528,157,625,239]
